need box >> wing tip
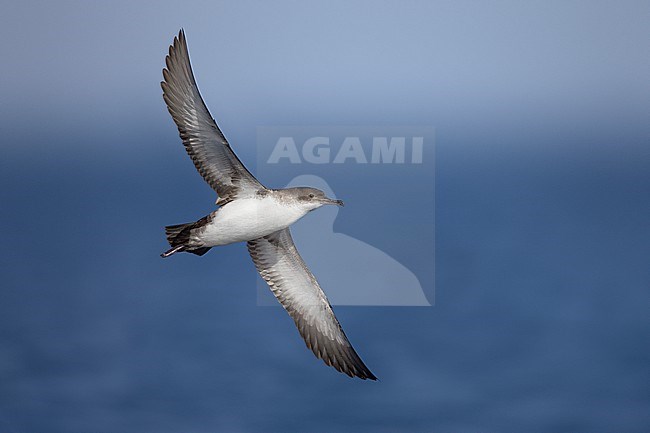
[316,338,378,380]
[359,367,378,381]
[348,369,378,381]
[173,28,187,53]
[172,28,184,43]
[345,358,378,381]
[165,28,189,69]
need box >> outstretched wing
[247,228,377,380]
[162,29,262,205]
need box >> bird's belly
[199,197,304,246]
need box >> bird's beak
[323,197,344,207]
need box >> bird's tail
[161,222,211,258]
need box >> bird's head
[288,187,344,211]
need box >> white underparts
[197,195,312,246]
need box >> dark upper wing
[161,30,262,205]
[247,228,377,380]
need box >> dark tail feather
[165,222,191,241]
[162,222,212,258]
[188,247,211,256]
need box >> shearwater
[160,30,376,380]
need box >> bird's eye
[309,193,315,198]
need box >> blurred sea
[0,128,648,432]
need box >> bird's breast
[199,196,305,246]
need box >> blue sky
[2,1,648,148]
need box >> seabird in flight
[160,30,376,380]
